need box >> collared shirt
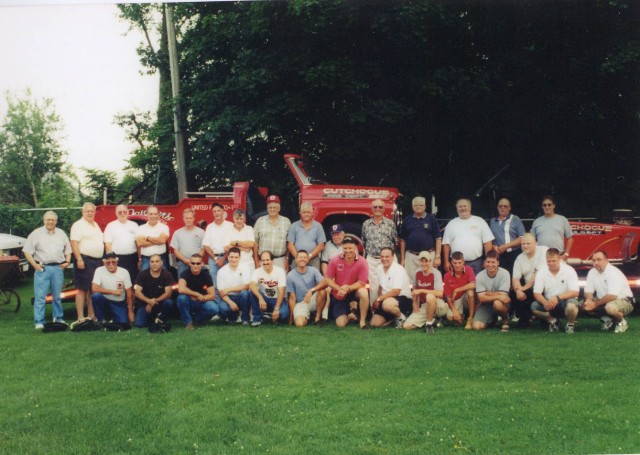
[137,222,170,256]
[254,215,291,257]
[325,254,369,300]
[490,214,525,252]
[203,220,234,255]
[585,263,633,300]
[320,241,343,263]
[362,216,397,257]
[104,219,139,255]
[217,263,251,295]
[399,213,441,252]
[533,262,579,299]
[287,220,326,252]
[376,262,412,298]
[24,226,71,264]
[92,266,132,302]
[442,216,494,262]
[222,224,256,266]
[70,218,104,258]
[443,266,476,300]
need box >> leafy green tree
[0,90,77,208]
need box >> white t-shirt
[203,220,234,255]
[104,220,138,255]
[251,266,286,299]
[442,216,494,261]
[533,262,579,299]
[92,266,132,302]
[512,246,549,282]
[137,222,170,256]
[222,225,256,268]
[217,263,251,295]
[70,218,104,258]
[585,264,633,299]
[376,262,412,298]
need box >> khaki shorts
[404,299,448,327]
[608,297,634,316]
[293,294,318,319]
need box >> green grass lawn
[1,279,640,454]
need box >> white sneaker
[209,315,221,323]
[614,319,628,333]
[600,316,614,331]
[394,316,406,329]
[35,323,44,330]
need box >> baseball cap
[418,251,433,261]
[330,224,344,234]
[267,195,281,204]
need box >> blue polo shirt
[490,214,526,251]
[399,213,441,252]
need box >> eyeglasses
[190,262,202,266]
[498,205,509,208]
[542,203,553,207]
[104,260,118,264]
[372,205,384,209]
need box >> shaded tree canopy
[120,0,640,219]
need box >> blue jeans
[249,292,289,323]
[176,262,189,280]
[134,298,174,327]
[207,257,226,288]
[140,253,169,272]
[33,266,64,325]
[93,292,129,323]
[177,294,218,326]
[220,290,250,322]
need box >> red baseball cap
[267,195,281,204]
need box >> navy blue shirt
[399,213,441,252]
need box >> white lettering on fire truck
[571,224,612,235]
[322,188,390,199]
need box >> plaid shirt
[362,216,397,257]
[254,215,291,257]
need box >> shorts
[74,255,102,291]
[474,303,502,324]
[584,297,634,317]
[404,299,447,327]
[331,292,358,319]
[293,294,319,319]
[373,296,413,321]
[531,298,581,318]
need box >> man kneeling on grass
[472,251,511,332]
[177,254,218,330]
[443,251,476,329]
[582,250,634,333]
[532,248,580,334]
[403,251,445,334]
[216,247,251,324]
[370,247,413,328]
[249,251,288,326]
[287,250,327,327]
[324,236,370,329]
[91,252,134,324]
[133,254,174,327]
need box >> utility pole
[165,3,187,200]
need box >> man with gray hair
[222,208,257,273]
[170,208,205,278]
[24,210,72,330]
[254,195,291,270]
[70,202,104,325]
[287,202,326,271]
[511,233,548,327]
[136,205,170,272]
[104,204,139,284]
[362,198,398,302]
[399,196,441,284]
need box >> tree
[0,90,78,208]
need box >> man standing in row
[133,254,174,327]
[24,210,72,330]
[170,208,205,278]
[136,205,170,271]
[287,202,325,270]
[400,196,441,284]
[104,204,139,284]
[254,195,291,270]
[489,198,525,275]
[91,252,134,324]
[362,198,397,303]
[70,202,104,325]
[582,250,634,333]
[443,198,494,275]
[203,202,233,287]
[223,209,257,273]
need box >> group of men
[24,194,635,334]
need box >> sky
[0,2,159,177]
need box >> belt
[273,255,287,259]
[81,254,102,261]
[407,249,434,255]
[214,253,225,257]
[43,262,64,266]
[367,254,381,260]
